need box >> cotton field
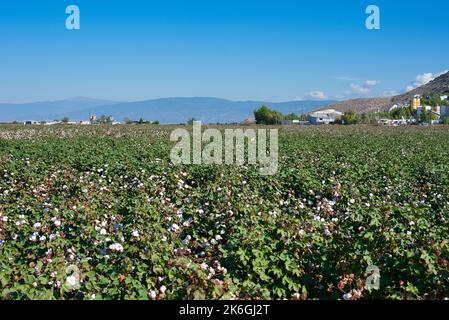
[0,124,448,300]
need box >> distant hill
[0,97,335,124]
[391,71,449,105]
[316,71,449,114]
[0,97,120,122]
[316,97,393,114]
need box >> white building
[44,121,61,125]
[309,109,343,125]
[23,120,40,125]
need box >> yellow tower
[412,95,421,110]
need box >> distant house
[23,120,39,125]
[441,95,448,101]
[417,105,442,124]
[44,121,61,125]
[309,109,343,125]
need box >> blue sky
[0,0,448,103]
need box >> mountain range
[2,71,448,123]
[316,71,449,113]
[0,97,335,124]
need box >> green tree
[390,106,411,119]
[284,113,300,121]
[254,106,284,125]
[98,115,114,124]
[420,109,438,124]
[341,110,359,125]
[443,117,449,125]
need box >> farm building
[309,109,343,125]
[23,120,40,125]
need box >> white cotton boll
[54,220,61,227]
[100,228,107,235]
[160,285,167,294]
[33,222,42,229]
[149,290,157,299]
[65,275,79,290]
[109,243,124,252]
[29,232,39,242]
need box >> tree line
[253,104,449,125]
